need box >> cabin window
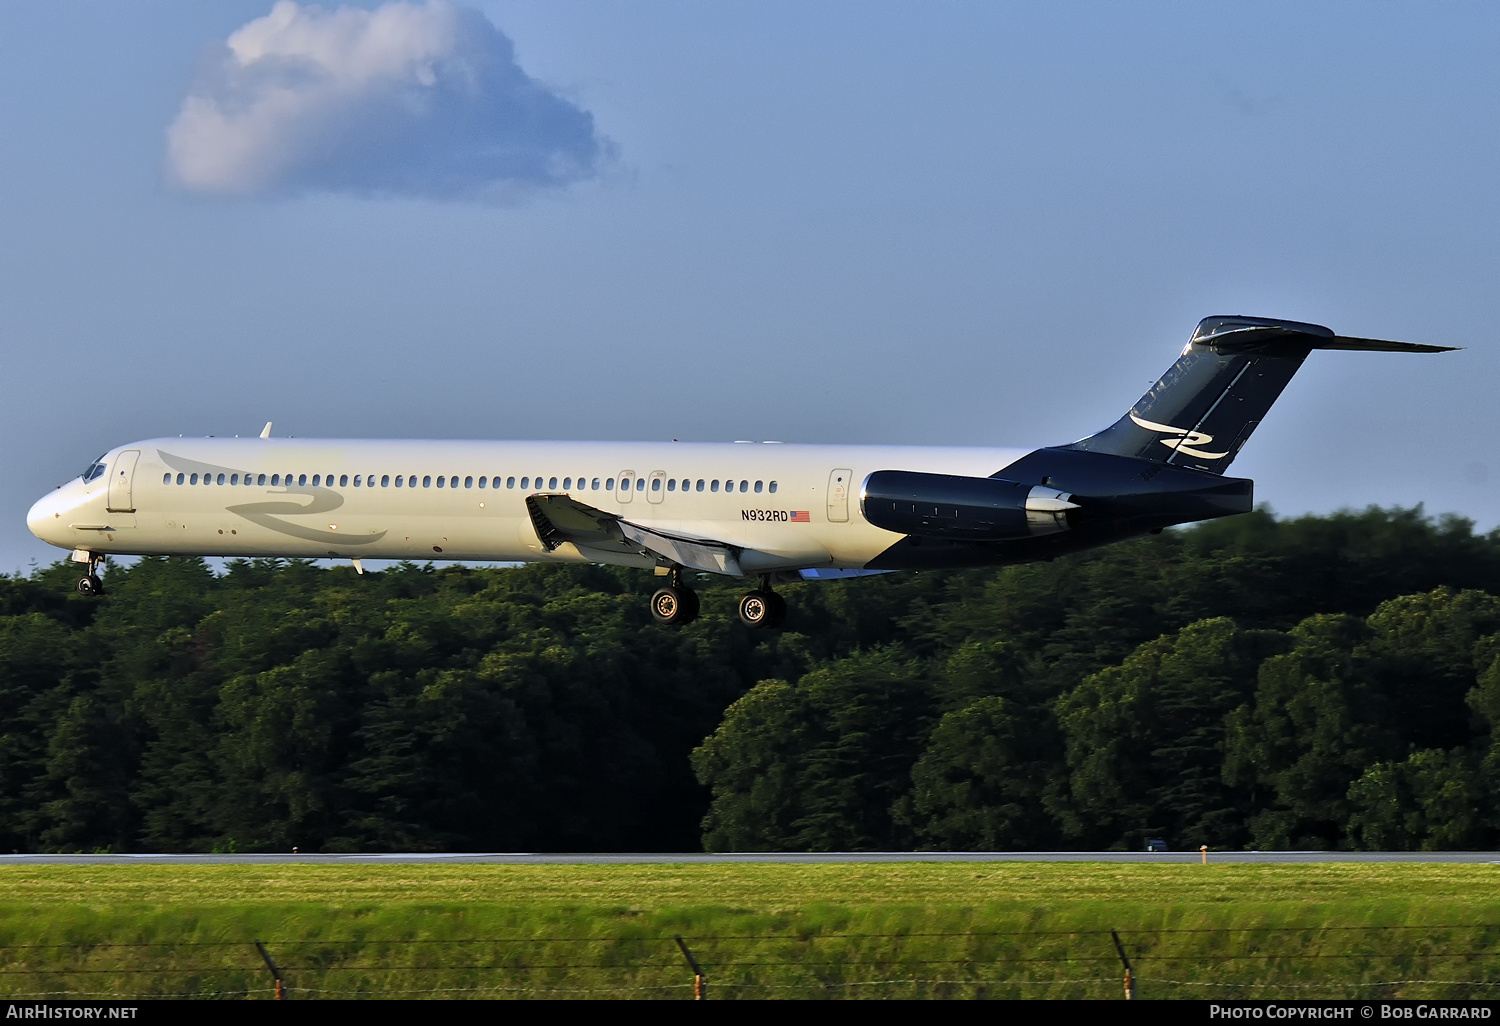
[710,480,719,492]
[636,478,646,491]
[395,476,404,488]
[379,475,388,487]
[605,478,614,490]
[754,481,763,493]
[338,474,347,486]
[190,473,199,485]
[549,477,558,490]
[592,478,601,490]
[739,480,749,493]
[174,473,184,485]
[465,476,474,488]
[436,476,445,488]
[163,473,171,484]
[507,477,516,488]
[520,477,529,489]
[229,474,238,485]
[563,478,572,490]
[769,481,778,493]
[312,475,321,486]
[667,479,675,491]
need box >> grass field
[2,862,1498,1000]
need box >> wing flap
[617,521,743,576]
[525,493,744,575]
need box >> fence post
[1110,929,1134,1000]
[254,940,286,1000]
[674,935,707,1000]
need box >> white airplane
[28,316,1451,628]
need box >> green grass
[2,863,1498,999]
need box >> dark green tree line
[4,506,1500,852]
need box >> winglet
[260,422,273,439]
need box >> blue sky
[4,2,1498,574]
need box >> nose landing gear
[74,554,105,597]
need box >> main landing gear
[647,569,787,629]
[75,554,105,597]
[737,576,786,630]
[650,568,701,626]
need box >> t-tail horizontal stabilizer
[1065,315,1457,475]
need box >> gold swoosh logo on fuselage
[158,450,388,546]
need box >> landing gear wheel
[76,574,103,597]
[765,590,787,628]
[650,584,699,626]
[738,590,785,629]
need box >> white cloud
[166,0,608,200]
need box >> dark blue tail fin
[1065,315,1453,475]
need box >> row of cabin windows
[162,471,778,494]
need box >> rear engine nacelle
[861,470,1077,541]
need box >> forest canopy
[4,506,1500,853]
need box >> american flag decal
[790,511,810,523]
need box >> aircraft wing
[525,494,744,576]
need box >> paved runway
[3,851,1497,864]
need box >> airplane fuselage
[28,437,1028,573]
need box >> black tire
[650,585,697,626]
[765,591,787,628]
[738,590,778,629]
[76,575,102,597]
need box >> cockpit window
[81,456,107,483]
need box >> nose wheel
[75,555,105,597]
[649,567,700,626]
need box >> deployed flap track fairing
[863,316,1455,571]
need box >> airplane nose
[27,488,72,547]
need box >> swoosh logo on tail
[1129,412,1229,460]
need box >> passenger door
[107,450,140,513]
